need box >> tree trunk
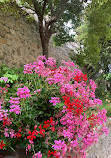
[38,19,50,59]
[41,38,49,59]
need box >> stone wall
[0,11,70,67]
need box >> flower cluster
[0,56,108,158]
[0,77,8,82]
[32,151,42,158]
[0,87,8,94]
[0,140,6,149]
[16,86,31,99]
[49,97,61,106]
[9,97,20,114]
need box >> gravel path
[86,118,111,158]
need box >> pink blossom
[45,57,56,67]
[49,97,61,106]
[9,129,16,138]
[16,86,31,99]
[102,127,109,135]
[9,97,21,114]
[0,77,8,82]
[32,151,42,158]
[4,128,9,137]
[37,89,41,93]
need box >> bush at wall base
[0,56,108,158]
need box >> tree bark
[41,37,49,59]
[38,22,50,59]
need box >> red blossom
[74,73,87,82]
[82,74,87,81]
[0,141,5,149]
[63,96,83,115]
[39,129,45,138]
[15,133,22,138]
[34,125,37,130]
[50,127,55,132]
[27,131,36,141]
[3,117,11,127]
[74,75,81,82]
[15,128,22,138]
[43,117,55,131]
[43,124,50,129]
[38,124,45,137]
[48,150,56,157]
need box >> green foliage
[0,63,23,82]
[104,73,111,81]
[0,64,62,152]
[74,0,111,66]
[69,0,111,99]
[99,98,111,117]
[53,0,83,45]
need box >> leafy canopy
[74,0,111,66]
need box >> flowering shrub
[0,56,108,158]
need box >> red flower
[15,127,22,138]
[33,125,39,135]
[39,129,45,138]
[34,130,39,135]
[74,75,81,82]
[63,96,83,115]
[38,124,45,137]
[63,96,74,112]
[74,73,87,82]
[43,117,55,132]
[0,141,6,149]
[50,127,55,132]
[34,125,37,130]
[38,124,42,130]
[48,150,56,157]
[27,131,36,141]
[15,133,22,138]
[3,117,11,127]
[82,74,87,81]
[43,124,50,129]
[49,117,53,125]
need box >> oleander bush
[0,56,108,158]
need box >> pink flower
[9,97,21,114]
[16,86,31,99]
[45,57,56,67]
[0,77,8,82]
[4,128,9,137]
[49,97,61,106]
[70,138,78,147]
[37,89,41,93]
[32,151,42,158]
[9,129,15,138]
[102,127,109,135]
[52,140,67,151]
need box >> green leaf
[54,102,64,109]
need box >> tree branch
[46,16,57,26]
[32,0,41,19]
[19,5,36,13]
[46,0,68,28]
[41,0,48,17]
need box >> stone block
[0,37,7,44]
[0,52,4,60]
